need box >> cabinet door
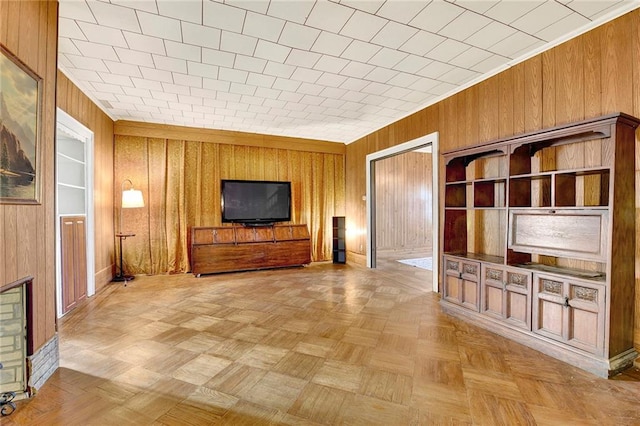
[481,265,531,329]
[532,273,605,355]
[60,216,87,315]
[443,256,480,311]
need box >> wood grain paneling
[0,0,58,353]
[56,71,115,291]
[345,10,640,352]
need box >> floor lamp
[113,179,144,283]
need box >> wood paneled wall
[56,71,115,291]
[346,10,640,349]
[0,0,58,353]
[374,152,433,252]
[114,122,345,273]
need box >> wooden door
[60,216,87,314]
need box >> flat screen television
[221,179,291,225]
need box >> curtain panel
[114,135,345,275]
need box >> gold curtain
[114,136,345,274]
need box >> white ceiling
[58,0,640,144]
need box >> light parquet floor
[6,261,640,425]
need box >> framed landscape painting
[0,43,42,204]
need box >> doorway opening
[55,109,95,317]
[366,132,439,292]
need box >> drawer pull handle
[564,296,571,308]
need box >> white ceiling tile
[290,68,323,83]
[153,55,187,73]
[219,67,249,83]
[157,0,202,24]
[267,0,315,23]
[279,21,321,50]
[340,100,364,110]
[110,0,158,14]
[264,62,296,79]
[173,73,202,88]
[230,83,257,96]
[273,78,302,92]
[98,72,133,87]
[368,47,408,68]
[510,39,546,59]
[320,86,347,99]
[449,46,493,68]
[254,87,280,99]
[286,49,322,68]
[426,38,470,62]
[340,10,388,42]
[314,56,349,74]
[439,67,480,85]
[536,12,590,42]
[470,53,510,73]
[117,94,142,104]
[384,86,413,99]
[73,40,119,61]
[410,1,465,33]
[221,31,258,56]
[297,83,324,96]
[511,2,572,34]
[140,67,174,83]
[165,41,201,62]
[59,18,86,40]
[103,61,142,77]
[235,55,267,73]
[565,0,621,18]
[254,40,292,63]
[417,61,455,79]
[202,78,230,92]
[68,68,102,82]
[249,104,271,114]
[341,78,369,92]
[203,1,246,32]
[202,48,236,67]
[243,11,286,43]
[375,1,428,24]
[393,55,432,73]
[59,0,96,23]
[77,22,128,47]
[484,1,543,25]
[316,72,348,88]
[264,98,287,108]
[466,21,516,49]
[361,82,391,95]
[489,31,540,58]
[87,1,140,32]
[371,21,419,49]
[90,81,125,94]
[306,1,354,33]
[226,0,269,14]
[299,95,325,106]
[114,47,154,67]
[438,11,493,41]
[187,61,219,79]
[339,0,385,14]
[387,72,421,88]
[340,61,376,79]
[311,32,352,56]
[167,102,192,112]
[137,11,182,42]
[240,94,265,105]
[429,81,457,95]
[400,31,446,56]
[90,91,118,102]
[122,31,166,55]
[247,72,276,88]
[365,67,399,84]
[135,104,160,114]
[182,22,221,49]
[454,0,499,14]
[341,40,382,62]
[59,37,82,55]
[131,77,163,91]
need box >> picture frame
[0,43,42,204]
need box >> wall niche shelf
[441,113,639,378]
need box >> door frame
[55,108,95,317]
[365,132,439,292]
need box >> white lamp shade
[122,189,144,208]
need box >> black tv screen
[221,179,291,225]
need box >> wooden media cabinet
[190,224,311,276]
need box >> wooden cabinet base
[190,225,311,276]
[441,299,638,378]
